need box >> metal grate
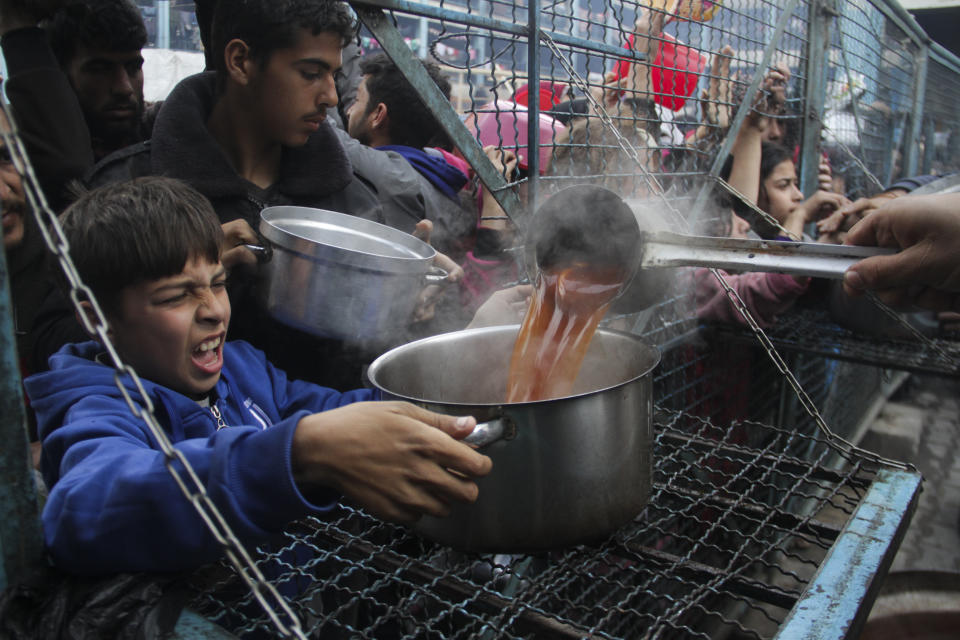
[708,308,960,376]
[187,407,912,639]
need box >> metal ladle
[528,185,896,312]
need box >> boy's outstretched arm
[291,402,493,523]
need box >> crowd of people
[1,0,959,591]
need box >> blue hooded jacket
[25,340,372,575]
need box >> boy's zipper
[210,404,228,430]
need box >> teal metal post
[526,0,540,216]
[0,231,42,591]
[903,46,928,178]
[799,0,836,196]
[922,114,935,175]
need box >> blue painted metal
[171,610,238,639]
[799,0,836,197]
[0,230,43,591]
[930,42,960,78]
[353,4,525,224]
[774,468,923,640]
[352,0,647,63]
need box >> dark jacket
[26,339,372,575]
[87,72,383,229]
[85,72,387,388]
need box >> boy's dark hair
[58,177,223,315]
[44,0,148,68]
[358,52,451,149]
[211,0,356,76]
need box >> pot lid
[259,206,436,272]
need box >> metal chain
[0,106,307,638]
[865,291,957,365]
[709,268,915,472]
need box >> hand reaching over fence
[843,192,960,310]
[817,190,902,242]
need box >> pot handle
[463,416,516,448]
[243,243,273,264]
[424,265,449,284]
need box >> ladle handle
[638,231,897,280]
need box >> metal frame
[4,0,960,637]
[0,236,41,592]
[775,468,922,639]
[799,0,836,196]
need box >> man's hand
[220,219,260,270]
[843,193,960,310]
[291,401,493,522]
[467,284,534,329]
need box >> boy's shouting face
[108,257,230,399]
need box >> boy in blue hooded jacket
[25,176,491,576]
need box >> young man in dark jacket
[85,0,450,388]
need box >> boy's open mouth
[192,335,223,373]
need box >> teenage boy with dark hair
[0,0,150,210]
[25,176,491,575]
[344,52,473,258]
[85,0,447,388]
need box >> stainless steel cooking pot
[251,206,446,343]
[367,325,660,552]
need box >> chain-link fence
[1,0,952,637]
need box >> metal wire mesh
[708,308,960,376]
[160,4,943,634]
[187,406,881,639]
[2,0,947,636]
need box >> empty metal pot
[252,206,446,344]
[367,325,660,552]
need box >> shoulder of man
[84,141,153,189]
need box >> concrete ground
[859,374,960,573]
